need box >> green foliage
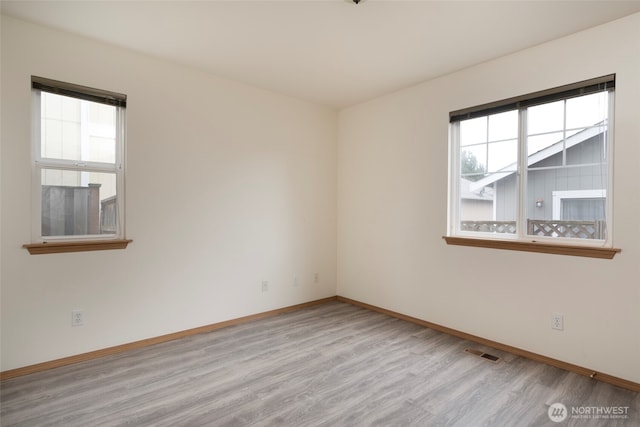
[461,150,486,181]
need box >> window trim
[23,239,133,255]
[447,76,620,257]
[443,236,620,259]
[27,77,128,252]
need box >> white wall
[338,13,640,383]
[3,12,639,385]
[1,15,337,371]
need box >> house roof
[469,123,607,192]
[461,178,494,201]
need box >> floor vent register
[464,347,501,363]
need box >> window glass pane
[527,100,564,135]
[458,180,495,222]
[460,145,486,180]
[457,110,518,236]
[459,171,516,235]
[41,92,116,164]
[566,92,608,130]
[562,198,605,221]
[527,132,564,159]
[41,169,117,237]
[487,139,517,172]
[565,131,607,167]
[526,167,607,240]
[459,117,487,146]
[488,110,517,141]
[525,90,609,239]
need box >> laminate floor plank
[1,301,638,426]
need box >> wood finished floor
[1,301,638,426]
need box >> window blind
[449,74,614,123]
[32,76,127,108]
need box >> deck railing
[460,221,516,234]
[460,219,606,240]
[527,219,605,240]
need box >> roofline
[469,122,606,192]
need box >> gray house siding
[495,175,516,221]
[494,134,606,221]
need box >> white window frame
[552,189,607,221]
[31,77,126,243]
[448,76,614,248]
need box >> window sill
[23,239,132,255]
[443,236,620,259]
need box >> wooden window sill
[23,239,132,255]
[443,236,620,259]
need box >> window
[552,189,606,222]
[447,75,617,254]
[28,76,128,252]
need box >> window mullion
[36,159,117,173]
[517,108,528,239]
[116,106,126,238]
[605,90,615,246]
[449,122,461,236]
[31,90,43,242]
[562,100,567,166]
[484,116,489,173]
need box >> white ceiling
[3,0,640,108]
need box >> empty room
[1,1,639,425]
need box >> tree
[461,150,486,181]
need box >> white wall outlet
[314,273,319,283]
[552,314,564,331]
[293,276,299,287]
[71,310,84,327]
[261,280,269,292]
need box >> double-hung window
[447,75,616,255]
[30,77,127,249]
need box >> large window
[31,77,126,244]
[448,75,614,247]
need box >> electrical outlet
[261,280,269,292]
[314,273,319,284]
[293,276,299,287]
[552,314,564,331]
[71,310,84,327]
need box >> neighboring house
[464,123,608,238]
[460,178,494,221]
[470,124,607,220]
